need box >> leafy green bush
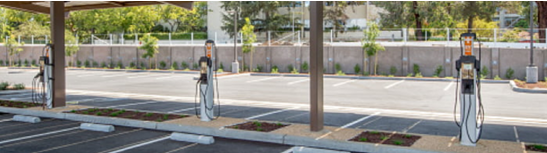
[494,75,502,80]
[123,32,207,40]
[406,73,413,77]
[31,59,36,67]
[219,62,224,70]
[181,61,189,69]
[335,63,342,72]
[0,60,3,66]
[433,65,443,77]
[159,61,167,69]
[77,60,82,67]
[415,72,423,78]
[354,64,361,74]
[287,64,294,72]
[301,61,309,72]
[192,63,198,70]
[24,59,29,67]
[140,62,146,70]
[291,68,299,74]
[13,83,25,90]
[505,67,514,79]
[93,61,99,68]
[17,60,22,67]
[336,70,346,76]
[172,61,179,70]
[85,60,91,67]
[117,61,123,69]
[271,65,279,74]
[129,62,136,69]
[480,66,489,79]
[413,64,420,75]
[390,66,397,75]
[254,65,263,72]
[101,62,107,68]
[0,82,9,90]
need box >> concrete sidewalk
[0,104,540,153]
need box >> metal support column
[50,1,66,108]
[309,1,324,131]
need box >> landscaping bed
[514,79,547,89]
[349,131,421,147]
[0,100,42,108]
[67,108,188,122]
[226,121,289,132]
[526,144,547,152]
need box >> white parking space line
[156,75,187,80]
[340,112,380,128]
[246,77,279,83]
[127,74,171,79]
[102,73,140,78]
[280,147,295,153]
[0,119,12,123]
[164,143,198,153]
[333,80,356,87]
[402,120,422,133]
[444,81,455,91]
[168,107,199,113]
[108,136,169,153]
[108,101,159,108]
[513,126,520,142]
[287,79,309,85]
[245,107,300,120]
[384,80,405,89]
[0,127,79,145]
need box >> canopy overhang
[0,1,193,14]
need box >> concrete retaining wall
[3,45,546,80]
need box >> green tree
[65,30,80,67]
[139,34,159,69]
[221,2,290,39]
[454,1,496,33]
[241,18,256,72]
[5,35,23,67]
[362,23,385,75]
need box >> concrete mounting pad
[0,104,535,153]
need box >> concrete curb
[0,107,441,153]
[509,81,547,94]
[12,115,40,123]
[80,123,115,132]
[170,132,214,144]
[250,73,510,83]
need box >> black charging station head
[460,33,477,39]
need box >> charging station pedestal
[45,55,53,109]
[200,65,214,122]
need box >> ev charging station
[454,33,485,146]
[196,40,220,122]
[32,44,54,109]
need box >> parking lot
[0,112,293,153]
[1,69,547,145]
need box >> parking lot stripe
[444,81,454,91]
[333,80,356,87]
[0,127,79,145]
[402,120,423,133]
[280,147,295,153]
[513,126,520,142]
[156,76,185,80]
[0,122,78,138]
[164,143,198,153]
[108,101,160,108]
[246,77,279,83]
[102,73,139,78]
[108,136,169,153]
[0,119,11,123]
[127,74,171,79]
[384,80,405,89]
[287,79,308,85]
[168,107,198,113]
[245,107,300,120]
[34,129,143,153]
[340,112,380,128]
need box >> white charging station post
[458,33,480,146]
[45,49,53,109]
[200,40,215,121]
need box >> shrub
[301,61,309,72]
[92,61,99,68]
[336,70,346,76]
[354,64,361,74]
[0,60,3,66]
[219,62,224,70]
[291,68,299,74]
[415,72,423,78]
[159,61,167,69]
[77,60,82,67]
[433,65,444,77]
[85,60,91,67]
[129,62,136,69]
[172,61,179,70]
[494,75,502,80]
[413,64,420,75]
[390,66,397,75]
[335,63,342,72]
[13,83,25,90]
[254,65,263,72]
[31,59,36,67]
[480,66,489,79]
[17,59,22,67]
[192,63,198,70]
[406,73,413,77]
[181,61,189,69]
[0,82,9,90]
[117,61,123,69]
[287,64,294,72]
[24,59,29,67]
[271,65,279,74]
[217,69,224,73]
[505,67,514,79]
[101,62,107,68]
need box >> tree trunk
[413,1,424,41]
[148,58,151,69]
[242,54,246,71]
[363,53,368,75]
[467,16,474,33]
[250,51,253,72]
[374,54,378,75]
[537,1,547,43]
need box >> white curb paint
[170,132,214,144]
[80,123,115,132]
[292,146,350,153]
[109,136,169,153]
[12,115,41,123]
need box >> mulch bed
[526,144,547,152]
[349,131,421,147]
[226,121,289,132]
[67,108,188,122]
[514,80,547,89]
[0,100,42,108]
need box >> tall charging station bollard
[197,40,218,121]
[32,44,54,109]
[454,33,484,146]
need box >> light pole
[526,2,538,83]
[229,8,239,73]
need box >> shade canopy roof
[0,1,193,14]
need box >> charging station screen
[464,36,473,56]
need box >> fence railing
[3,28,547,48]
